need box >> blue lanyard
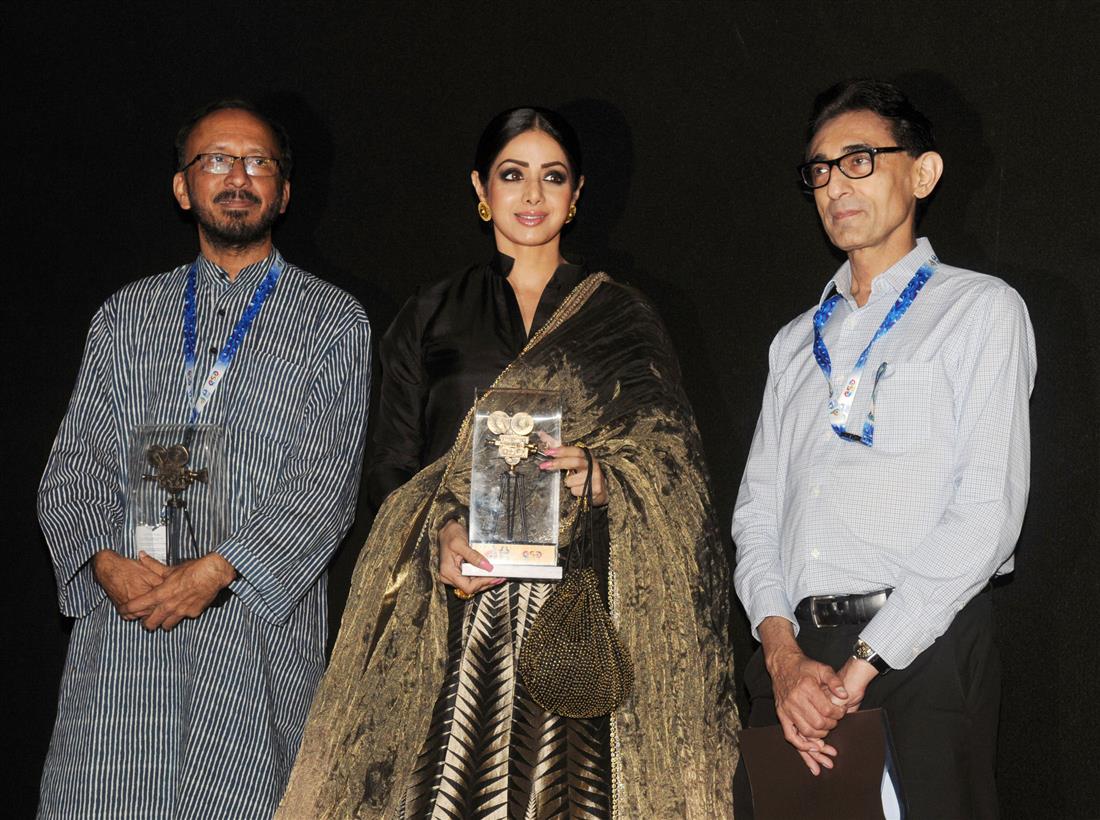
[812,256,937,446]
[183,257,282,423]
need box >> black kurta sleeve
[366,294,427,510]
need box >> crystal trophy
[463,389,563,580]
[125,424,226,565]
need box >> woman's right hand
[438,519,505,597]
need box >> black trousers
[733,589,1000,820]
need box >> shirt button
[811,485,821,497]
[843,315,857,331]
[208,345,218,354]
[811,548,821,559]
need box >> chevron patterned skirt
[398,581,613,819]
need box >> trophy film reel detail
[484,410,543,541]
[487,411,538,466]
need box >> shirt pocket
[866,361,936,454]
[227,348,311,445]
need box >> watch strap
[853,638,891,675]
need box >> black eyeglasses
[798,147,906,189]
[181,153,282,177]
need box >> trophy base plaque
[461,562,563,580]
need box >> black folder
[739,707,905,820]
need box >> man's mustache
[213,190,261,204]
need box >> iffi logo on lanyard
[183,258,282,423]
[812,257,937,446]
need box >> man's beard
[190,186,284,250]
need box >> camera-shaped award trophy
[125,424,226,566]
[462,389,563,580]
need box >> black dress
[371,254,613,819]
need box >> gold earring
[478,201,492,222]
[566,204,577,223]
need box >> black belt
[795,588,892,628]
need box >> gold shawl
[279,275,739,818]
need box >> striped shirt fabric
[732,238,1036,669]
[37,250,371,818]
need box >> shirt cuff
[215,541,288,624]
[56,533,119,618]
[748,588,799,641]
[858,602,939,670]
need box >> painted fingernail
[478,558,493,571]
[492,578,507,585]
[544,447,558,455]
[538,462,552,470]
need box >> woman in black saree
[279,108,738,819]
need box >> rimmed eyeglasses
[181,153,282,177]
[798,146,905,189]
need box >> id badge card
[134,522,168,563]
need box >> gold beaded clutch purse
[518,447,633,718]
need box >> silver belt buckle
[810,594,839,628]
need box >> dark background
[5,1,1098,816]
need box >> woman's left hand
[537,433,608,507]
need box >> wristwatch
[852,638,891,675]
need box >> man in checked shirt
[732,79,1035,818]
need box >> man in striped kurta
[37,100,371,819]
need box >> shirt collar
[819,237,936,307]
[195,248,279,290]
[489,250,587,289]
